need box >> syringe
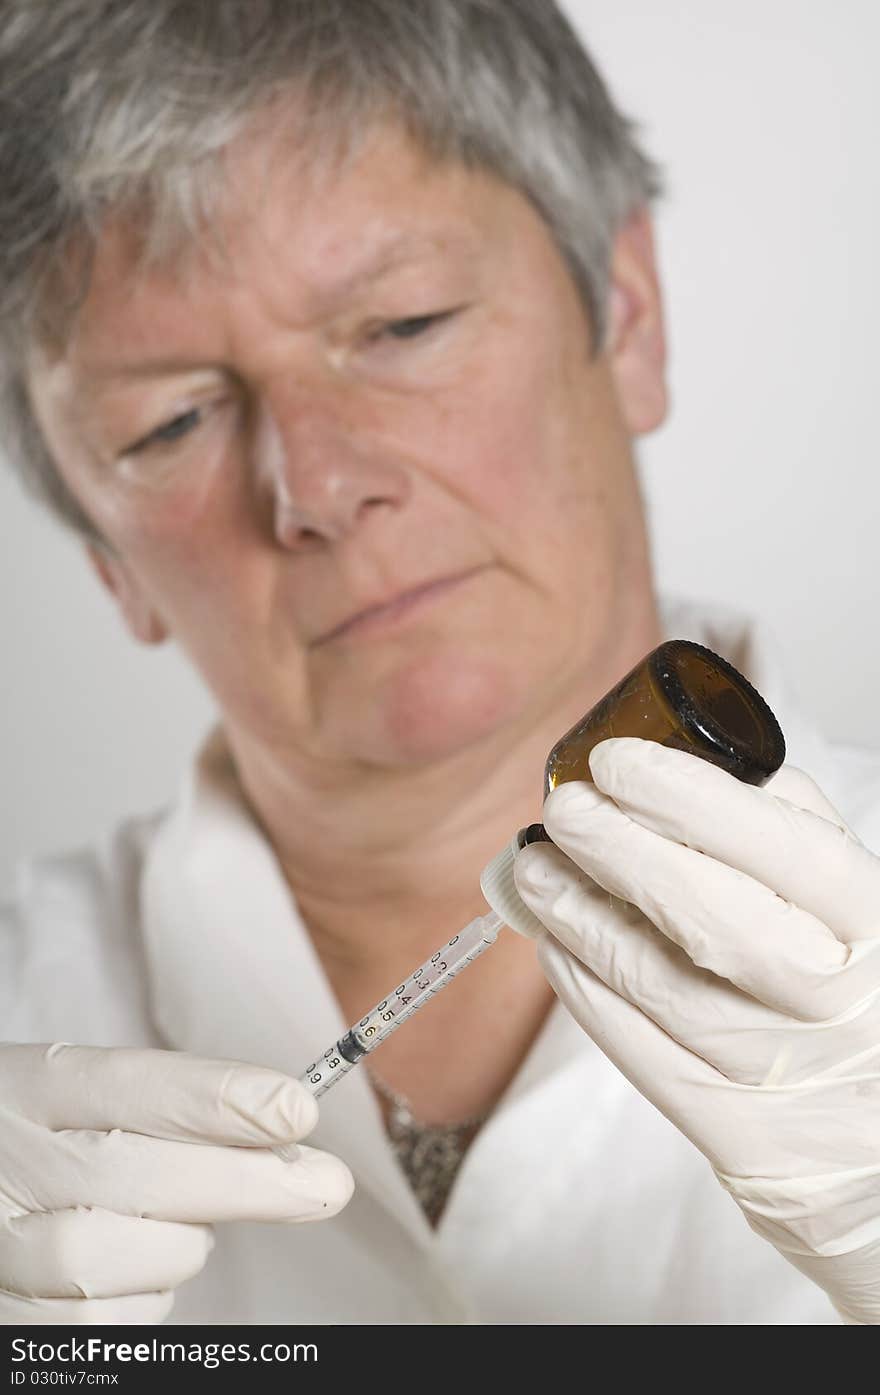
[274,906,507,1160]
[306,908,503,1098]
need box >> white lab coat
[4,598,880,1325]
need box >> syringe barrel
[295,910,502,1099]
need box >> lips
[312,566,485,646]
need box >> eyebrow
[324,228,480,297]
[78,228,481,384]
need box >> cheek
[136,545,316,744]
[80,441,267,637]
[89,472,264,670]
[97,439,245,551]
[429,341,623,587]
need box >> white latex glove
[0,1044,353,1324]
[513,737,880,1325]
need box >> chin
[370,652,520,767]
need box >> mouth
[312,565,486,647]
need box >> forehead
[43,118,528,370]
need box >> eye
[378,309,461,341]
[385,313,445,339]
[125,407,202,455]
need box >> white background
[2,1,879,893]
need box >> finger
[537,938,880,1187]
[540,780,880,1020]
[516,843,880,1084]
[0,1044,318,1145]
[0,1288,175,1325]
[536,936,728,1162]
[0,1113,355,1224]
[0,1209,213,1300]
[588,739,880,943]
[764,765,849,827]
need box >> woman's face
[28,120,663,774]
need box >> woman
[1,0,878,1325]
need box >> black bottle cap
[516,823,552,849]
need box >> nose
[253,391,411,549]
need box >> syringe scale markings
[299,910,503,1099]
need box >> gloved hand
[0,1043,353,1324]
[513,737,880,1325]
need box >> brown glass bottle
[519,640,785,846]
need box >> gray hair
[0,0,661,542]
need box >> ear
[87,544,169,645]
[605,210,668,436]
